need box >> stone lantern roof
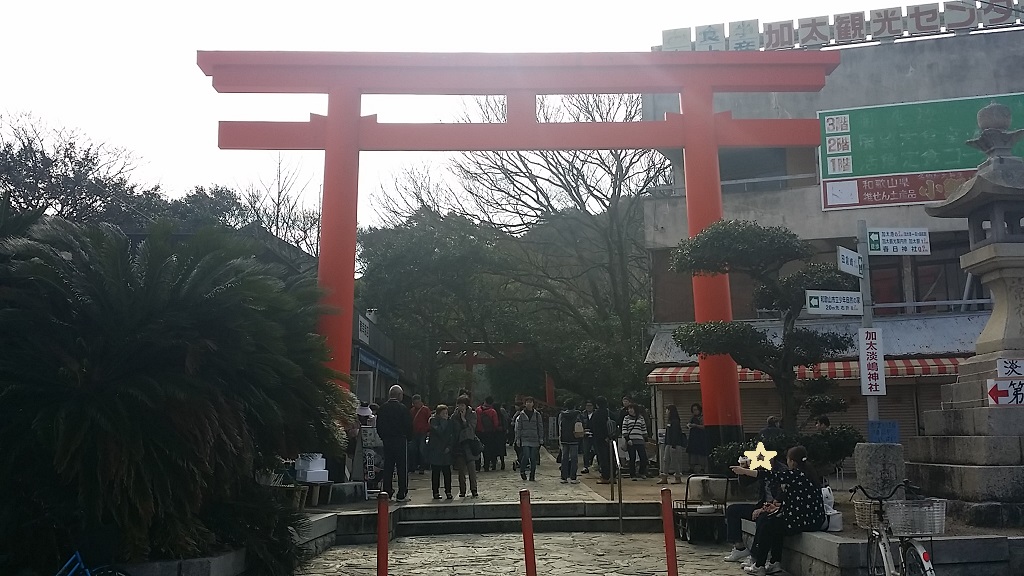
[926,102,1024,246]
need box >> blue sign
[868,420,900,444]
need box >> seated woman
[723,455,785,563]
[731,446,824,576]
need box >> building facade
[642,25,1024,439]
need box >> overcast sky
[3,0,877,226]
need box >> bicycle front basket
[853,500,886,530]
[886,499,946,536]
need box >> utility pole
[857,219,879,422]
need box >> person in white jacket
[620,404,649,480]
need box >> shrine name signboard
[819,92,1024,211]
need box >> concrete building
[642,27,1024,440]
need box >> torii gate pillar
[198,50,840,446]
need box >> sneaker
[581,468,589,474]
[765,562,783,575]
[569,479,580,484]
[724,548,750,562]
[741,557,755,568]
[432,494,441,500]
[396,495,411,503]
[521,473,528,480]
[471,492,479,498]
[560,479,569,484]
[743,564,766,576]
[458,493,466,498]
[529,476,536,481]
[632,477,639,481]
[445,493,454,500]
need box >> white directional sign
[837,245,864,278]
[867,228,931,255]
[986,379,1024,406]
[805,290,863,315]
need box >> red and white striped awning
[646,357,963,384]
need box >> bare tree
[376,93,672,390]
[242,154,322,256]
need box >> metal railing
[609,439,624,534]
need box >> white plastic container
[296,469,329,482]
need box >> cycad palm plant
[0,218,350,570]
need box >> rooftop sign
[660,1,1021,52]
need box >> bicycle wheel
[902,544,933,576]
[867,536,894,576]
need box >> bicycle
[54,550,131,576]
[849,479,945,576]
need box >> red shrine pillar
[680,86,743,445]
[317,88,361,383]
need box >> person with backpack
[558,399,583,484]
[621,403,650,480]
[475,397,502,471]
[514,397,544,481]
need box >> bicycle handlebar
[848,479,920,501]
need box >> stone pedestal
[909,102,1024,527]
[854,443,906,499]
[906,348,1024,525]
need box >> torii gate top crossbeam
[197,50,839,95]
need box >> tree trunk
[776,377,802,434]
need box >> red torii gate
[198,50,839,443]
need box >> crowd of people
[351,386,832,575]
[348,386,719,500]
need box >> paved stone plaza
[298,532,735,576]
[304,449,741,575]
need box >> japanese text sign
[867,228,931,255]
[837,245,864,277]
[987,379,1024,406]
[819,93,1024,211]
[860,328,887,396]
[806,290,863,315]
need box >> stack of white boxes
[295,453,329,482]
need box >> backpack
[477,407,496,433]
[606,417,618,438]
[573,420,585,439]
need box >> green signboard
[818,92,1024,210]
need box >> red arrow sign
[989,383,1009,404]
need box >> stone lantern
[906,102,1024,526]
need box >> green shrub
[710,425,864,475]
[0,220,354,574]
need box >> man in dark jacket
[558,400,582,483]
[592,396,613,484]
[377,385,413,501]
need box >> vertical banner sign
[859,328,887,396]
[358,426,384,493]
